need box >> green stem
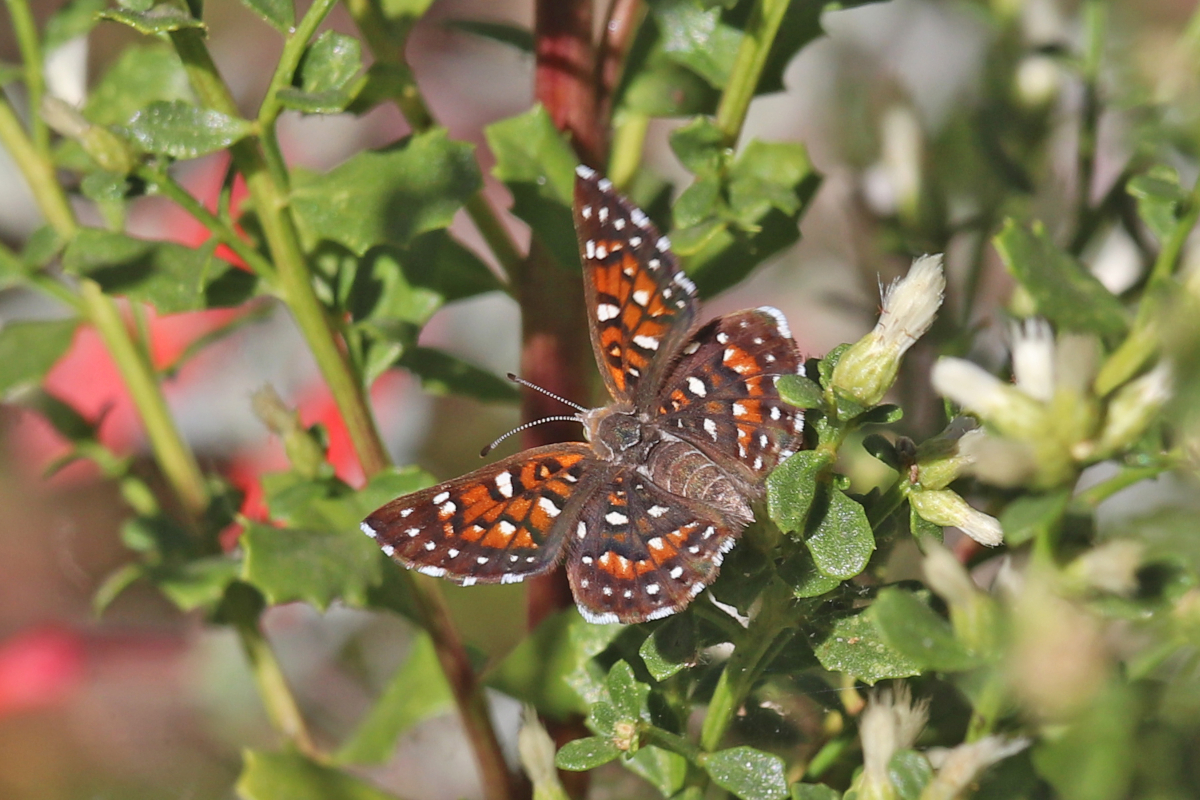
[1093,171,1200,396]
[342,0,523,288]
[713,0,789,147]
[137,163,277,281]
[170,28,390,478]
[1071,459,1176,510]
[699,582,790,751]
[964,670,1007,742]
[0,98,74,236]
[81,281,211,515]
[803,734,852,779]
[256,0,340,188]
[234,612,318,756]
[4,0,48,152]
[608,112,648,190]
[641,724,705,765]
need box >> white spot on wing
[495,472,513,498]
[632,289,650,307]
[648,506,668,518]
[704,418,718,440]
[670,566,684,579]
[417,565,446,577]
[381,544,394,556]
[633,334,659,351]
[424,540,436,551]
[597,303,620,321]
[605,511,629,525]
[581,205,592,219]
[361,522,377,538]
[461,577,477,587]
[433,491,450,504]
[576,165,596,179]
[577,606,620,625]
[537,496,561,518]
[733,402,746,416]
[499,520,517,535]
[687,377,707,397]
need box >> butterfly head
[582,403,657,461]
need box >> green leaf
[767,450,833,536]
[93,563,144,614]
[239,0,293,32]
[670,116,729,175]
[299,31,362,93]
[606,660,650,722]
[776,374,823,409]
[84,44,193,127]
[153,556,241,611]
[888,749,934,800]
[651,0,742,88]
[123,100,254,158]
[350,233,501,327]
[623,746,689,797]
[791,784,841,800]
[14,388,94,441]
[619,52,719,117]
[804,486,875,580]
[994,221,1128,339]
[704,746,789,800]
[62,230,247,313]
[999,489,1070,547]
[397,346,519,403]
[778,547,841,598]
[0,318,78,398]
[869,588,978,673]
[44,0,108,51]
[680,140,819,297]
[556,736,622,771]
[1127,166,1186,243]
[237,749,401,800]
[488,608,622,719]
[291,129,480,255]
[1032,684,1136,800]
[484,106,579,270]
[100,4,206,34]
[639,614,697,681]
[815,611,921,685]
[444,19,534,53]
[240,522,384,611]
[336,632,452,764]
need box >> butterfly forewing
[655,308,805,482]
[566,469,739,624]
[362,444,596,585]
[574,167,698,403]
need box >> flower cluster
[932,320,1172,489]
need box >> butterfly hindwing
[362,444,596,585]
[567,469,741,624]
[655,307,805,482]
[574,166,698,403]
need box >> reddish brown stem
[596,0,645,130]
[535,0,605,168]
[528,5,605,795]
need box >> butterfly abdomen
[642,439,754,524]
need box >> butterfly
[361,166,806,624]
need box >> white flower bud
[910,489,1004,546]
[518,706,568,800]
[924,736,1032,800]
[1097,363,1172,455]
[932,357,1045,439]
[832,255,946,408]
[1011,318,1055,402]
[1068,539,1143,596]
[858,683,929,800]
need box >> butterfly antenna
[506,373,589,413]
[480,416,582,457]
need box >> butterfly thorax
[583,404,656,461]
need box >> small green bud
[41,96,137,174]
[914,418,981,490]
[910,488,1003,546]
[832,254,945,408]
